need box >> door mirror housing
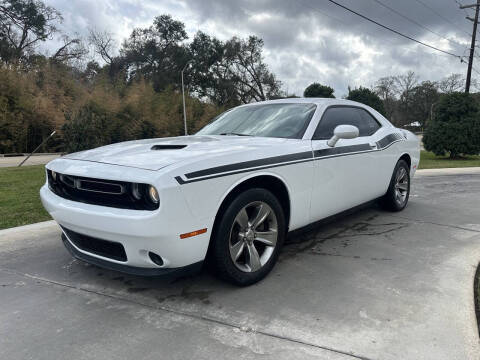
[327,125,359,147]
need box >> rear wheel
[380,159,410,211]
[211,188,286,286]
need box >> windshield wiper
[219,132,252,136]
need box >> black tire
[380,159,410,212]
[210,188,286,286]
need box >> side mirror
[327,125,359,147]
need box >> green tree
[303,82,335,98]
[189,31,232,105]
[225,36,282,103]
[0,0,62,62]
[346,86,385,115]
[121,14,189,91]
[189,32,282,105]
[410,81,439,128]
[423,92,480,158]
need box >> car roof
[244,98,367,107]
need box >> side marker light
[180,228,207,239]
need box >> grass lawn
[418,151,480,170]
[0,165,51,230]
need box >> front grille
[62,226,127,262]
[47,170,159,210]
[76,178,125,194]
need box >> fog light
[148,252,164,266]
[148,185,159,204]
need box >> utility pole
[461,0,480,93]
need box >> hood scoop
[151,144,187,150]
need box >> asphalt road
[1,173,479,360]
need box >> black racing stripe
[175,176,186,185]
[176,133,404,185]
[185,151,313,179]
[377,133,402,149]
[314,143,371,158]
[176,158,314,184]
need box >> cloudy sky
[43,0,477,96]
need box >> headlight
[148,185,159,204]
[51,171,57,181]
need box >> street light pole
[181,60,193,136]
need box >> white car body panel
[41,98,420,273]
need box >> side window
[313,107,381,140]
[357,108,381,136]
[313,107,359,140]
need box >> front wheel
[210,188,286,286]
[380,159,410,211]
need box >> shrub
[423,92,480,158]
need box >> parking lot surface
[1,173,479,359]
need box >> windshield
[196,103,317,139]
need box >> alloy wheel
[394,167,409,205]
[228,201,278,272]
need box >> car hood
[63,135,291,171]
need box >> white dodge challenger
[41,98,420,285]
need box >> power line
[414,0,471,37]
[461,59,480,81]
[326,0,463,59]
[371,0,468,49]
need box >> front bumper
[40,184,213,270]
[61,233,203,276]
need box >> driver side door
[309,106,381,222]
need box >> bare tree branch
[51,34,87,63]
[88,28,115,65]
[439,74,465,93]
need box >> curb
[416,167,480,177]
[0,152,63,158]
[474,263,480,338]
[0,220,57,237]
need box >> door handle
[369,142,378,150]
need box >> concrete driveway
[1,173,479,359]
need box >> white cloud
[41,0,475,95]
